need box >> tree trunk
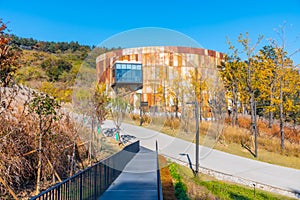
[163,79,166,113]
[52,170,55,185]
[199,87,203,122]
[175,97,179,118]
[70,142,76,177]
[36,129,42,195]
[153,93,156,113]
[89,118,94,165]
[268,85,273,128]
[254,101,258,157]
[279,78,284,149]
[232,86,238,126]
[268,111,273,128]
[250,92,258,157]
[247,61,258,157]
[97,119,102,148]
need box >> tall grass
[127,113,300,167]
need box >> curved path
[103,120,300,198]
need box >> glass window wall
[114,62,142,83]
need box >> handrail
[30,140,140,200]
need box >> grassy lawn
[123,115,300,170]
[164,159,296,200]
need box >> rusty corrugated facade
[96,46,224,116]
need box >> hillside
[10,35,114,103]
[0,30,121,199]
[15,48,87,102]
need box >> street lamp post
[187,101,199,176]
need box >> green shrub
[174,182,189,200]
[169,163,190,200]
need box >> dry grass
[0,86,120,199]
[220,117,300,158]
[237,116,300,144]
[127,113,300,169]
[200,122,300,169]
[0,86,88,198]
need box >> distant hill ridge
[10,34,92,53]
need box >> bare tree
[110,88,132,144]
[270,22,300,149]
[29,93,61,194]
[224,32,263,157]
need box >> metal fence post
[94,165,97,199]
[79,173,83,200]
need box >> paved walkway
[99,147,159,200]
[102,120,300,198]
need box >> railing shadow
[241,142,256,157]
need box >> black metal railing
[31,140,140,200]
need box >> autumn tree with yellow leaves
[219,29,300,152]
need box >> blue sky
[1,0,300,64]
